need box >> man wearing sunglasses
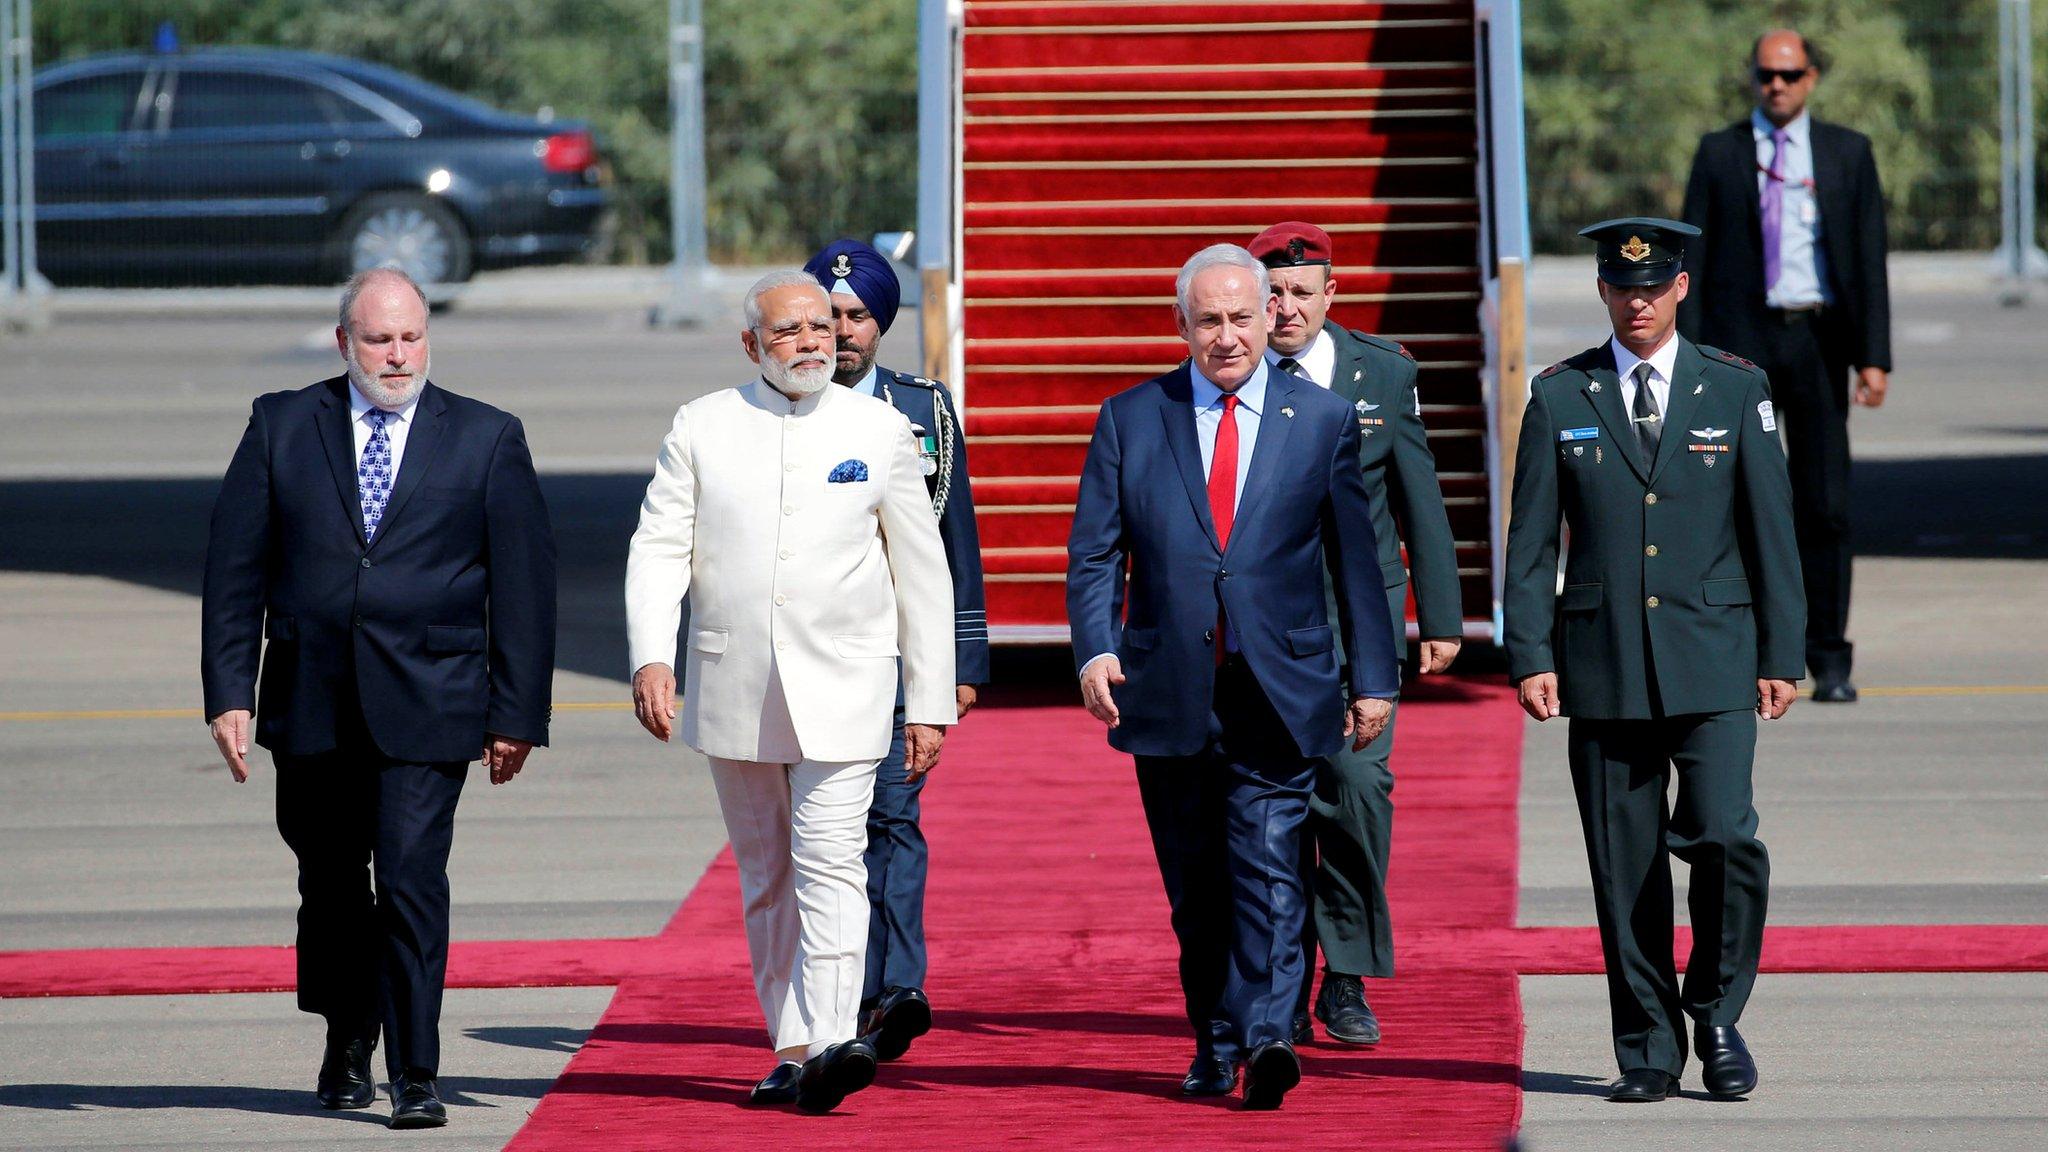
[1678,28,1891,705]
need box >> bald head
[1752,28,1819,127]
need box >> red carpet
[8,681,2048,1149]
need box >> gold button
[1645,545,1659,557]
[1645,493,1658,505]
[1647,596,1661,608]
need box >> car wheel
[333,194,473,285]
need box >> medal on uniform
[911,424,941,476]
[1573,445,1584,457]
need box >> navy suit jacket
[1066,364,1400,759]
[202,377,557,763]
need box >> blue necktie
[359,409,395,540]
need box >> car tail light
[541,131,596,173]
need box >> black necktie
[1631,362,1661,458]
[1276,356,1303,379]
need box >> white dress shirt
[1753,108,1831,309]
[1611,334,1678,424]
[347,380,421,474]
[1265,329,1336,390]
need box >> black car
[31,47,611,285]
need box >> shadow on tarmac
[464,1024,595,1054]
[0,1075,557,1115]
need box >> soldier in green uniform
[1505,218,1804,1103]
[1248,222,1464,1047]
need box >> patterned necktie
[359,409,395,540]
[1631,362,1661,459]
[1207,393,1241,666]
[1276,356,1303,380]
[1761,126,1788,290]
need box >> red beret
[1249,221,1333,267]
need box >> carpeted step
[965,268,1478,299]
[965,88,1474,120]
[963,127,1474,164]
[964,407,1100,438]
[961,296,1479,342]
[963,224,1479,272]
[965,157,1474,202]
[963,63,1475,97]
[964,25,1473,73]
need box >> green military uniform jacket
[1504,337,1804,719]
[1304,322,1463,663]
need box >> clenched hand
[1345,696,1394,750]
[905,723,946,783]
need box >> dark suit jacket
[1066,364,1400,759]
[1503,339,1804,719]
[1678,116,1891,372]
[878,366,990,686]
[1318,323,1462,663]
[202,377,557,762]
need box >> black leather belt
[1771,302,1826,323]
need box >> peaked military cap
[1249,221,1333,268]
[1578,217,1700,287]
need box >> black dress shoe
[1811,680,1858,703]
[314,1036,375,1110]
[1290,1013,1314,1046]
[864,986,933,1062]
[1695,1024,1758,1098]
[388,1073,447,1129]
[796,1038,878,1114]
[1608,1068,1676,1103]
[1314,974,1382,1046]
[1180,1053,1239,1097]
[747,1061,803,1105]
[1240,1041,1301,1111]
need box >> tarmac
[1,257,2044,1149]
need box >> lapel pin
[1573,445,1584,457]
[1693,383,1704,395]
[1353,369,1363,382]
[1589,381,1602,393]
[1281,406,1295,418]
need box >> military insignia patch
[1355,399,1379,414]
[1619,235,1652,262]
[1573,445,1584,457]
[1287,237,1306,261]
[1758,400,1777,432]
[830,253,853,278]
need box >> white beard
[347,347,429,409]
[762,354,832,396]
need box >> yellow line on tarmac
[5,686,2047,724]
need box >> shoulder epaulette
[888,368,945,390]
[1700,346,1763,375]
[1538,361,1568,379]
[1349,330,1414,361]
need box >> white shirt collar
[750,376,829,416]
[1609,333,1680,389]
[1264,328,1335,389]
[1189,357,1269,415]
[348,379,422,424]
[1752,107,1810,148]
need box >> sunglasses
[1755,66,1811,85]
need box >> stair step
[964,268,1477,299]
[965,158,1471,201]
[964,27,1472,73]
[962,298,1479,342]
[964,63,1473,96]
[963,127,1472,163]
[964,226,1477,272]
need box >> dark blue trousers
[276,737,467,1082]
[1135,657,1316,1064]
[863,698,927,1004]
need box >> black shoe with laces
[1313,973,1382,1046]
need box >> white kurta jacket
[625,379,955,762]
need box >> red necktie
[1207,393,1239,665]
[1208,393,1240,549]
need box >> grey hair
[743,269,829,332]
[338,266,430,332]
[1174,244,1269,316]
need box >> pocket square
[828,459,869,483]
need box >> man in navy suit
[1067,244,1400,1110]
[201,267,557,1130]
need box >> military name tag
[1559,426,1600,442]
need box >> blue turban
[804,238,902,335]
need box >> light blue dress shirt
[1189,358,1267,513]
[847,365,881,397]
[1753,108,1831,309]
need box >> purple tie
[1761,127,1788,290]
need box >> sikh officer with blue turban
[804,238,989,1063]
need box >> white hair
[339,266,430,333]
[743,269,829,332]
[1175,244,1269,316]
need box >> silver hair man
[743,269,836,397]
[1175,243,1270,318]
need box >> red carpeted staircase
[959,1,1496,636]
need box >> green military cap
[1578,217,1700,287]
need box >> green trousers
[1298,700,1398,996]
[1568,709,1770,1075]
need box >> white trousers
[707,753,877,1058]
